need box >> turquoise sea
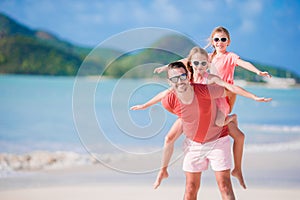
[1,75,300,155]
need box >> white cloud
[238,19,255,33]
[77,12,103,24]
[225,0,234,5]
[240,0,263,16]
[151,0,181,23]
[130,2,151,24]
[94,0,182,26]
[191,0,216,13]
[236,0,264,34]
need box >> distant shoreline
[2,73,299,88]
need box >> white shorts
[182,136,232,172]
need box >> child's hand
[154,66,167,74]
[258,71,272,78]
[254,96,272,102]
[130,104,146,110]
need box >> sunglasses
[192,60,208,67]
[169,73,188,83]
[213,37,228,42]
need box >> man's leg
[184,172,201,200]
[215,170,235,200]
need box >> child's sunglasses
[213,37,228,42]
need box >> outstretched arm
[130,89,171,110]
[236,59,272,78]
[154,58,188,74]
[154,65,168,74]
[210,75,272,102]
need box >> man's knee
[216,173,235,199]
[185,181,199,199]
[218,179,232,194]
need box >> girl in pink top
[208,26,271,110]
[206,26,272,188]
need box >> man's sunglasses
[169,73,188,83]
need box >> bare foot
[153,169,169,189]
[231,168,247,189]
[225,114,237,125]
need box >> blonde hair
[186,46,208,82]
[205,26,231,61]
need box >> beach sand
[1,150,300,200]
[1,184,299,200]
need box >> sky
[0,0,300,75]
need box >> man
[161,61,235,200]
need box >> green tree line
[0,12,299,82]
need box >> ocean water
[1,74,300,155]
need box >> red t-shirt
[162,83,229,143]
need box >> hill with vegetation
[0,13,299,82]
[0,13,120,76]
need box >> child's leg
[227,91,237,113]
[224,114,237,126]
[215,109,237,127]
[215,97,236,127]
[215,109,226,127]
[154,118,183,189]
[227,117,247,189]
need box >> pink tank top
[194,71,209,84]
[195,72,230,116]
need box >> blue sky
[0,0,300,75]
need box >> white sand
[0,184,299,200]
[1,150,300,200]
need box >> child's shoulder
[226,51,239,58]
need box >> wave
[0,140,87,154]
[245,140,300,152]
[241,124,300,133]
[0,151,97,178]
[2,140,300,176]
